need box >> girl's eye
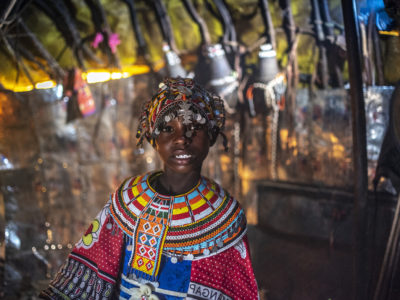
[161,126,174,133]
[192,124,205,131]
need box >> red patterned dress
[40,172,259,299]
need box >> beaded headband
[136,77,227,149]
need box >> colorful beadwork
[110,171,246,266]
[136,77,226,148]
[40,173,258,299]
[130,218,168,280]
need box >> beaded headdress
[136,77,227,149]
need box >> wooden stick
[181,0,211,46]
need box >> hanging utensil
[149,0,186,77]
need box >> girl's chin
[164,164,202,175]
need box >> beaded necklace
[109,171,246,279]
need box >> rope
[251,74,286,180]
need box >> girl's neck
[155,169,201,196]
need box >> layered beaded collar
[110,171,246,260]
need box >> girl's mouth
[175,154,192,159]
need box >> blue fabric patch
[120,244,192,300]
[157,255,192,296]
[119,289,131,300]
[122,241,132,275]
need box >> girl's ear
[209,128,219,147]
[210,139,216,147]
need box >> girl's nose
[173,124,190,144]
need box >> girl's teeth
[176,154,191,159]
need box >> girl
[40,77,258,299]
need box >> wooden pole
[340,1,369,299]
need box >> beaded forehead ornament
[136,77,227,149]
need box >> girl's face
[155,117,210,176]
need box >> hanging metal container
[257,43,280,83]
[197,44,238,111]
[162,44,187,78]
[247,43,283,117]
